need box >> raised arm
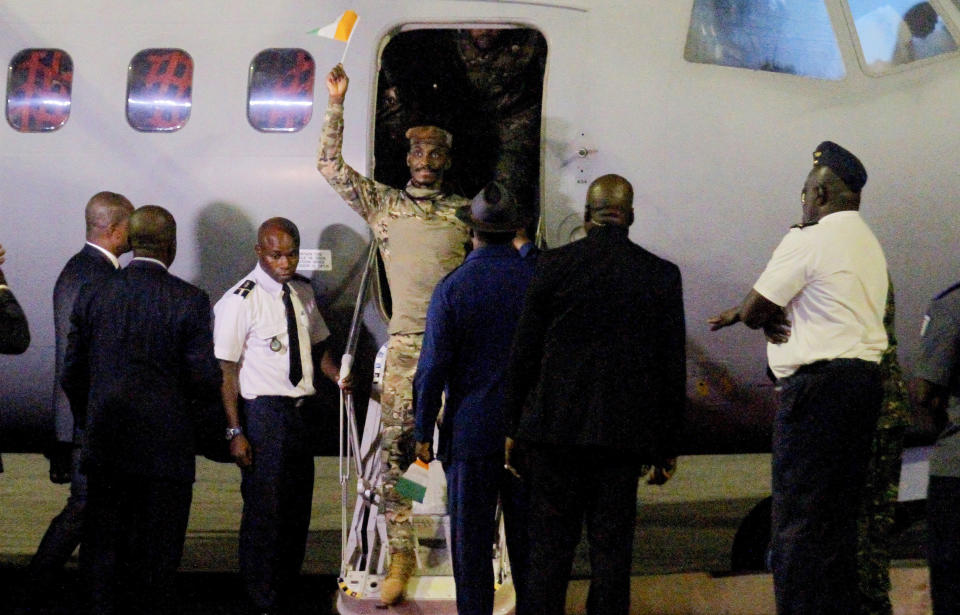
[317,64,384,223]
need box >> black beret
[812,141,867,193]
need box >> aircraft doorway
[372,25,547,225]
[369,25,547,320]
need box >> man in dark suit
[504,174,686,615]
[62,205,221,614]
[0,242,29,357]
[28,191,133,603]
[0,242,30,475]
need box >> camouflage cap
[405,125,453,149]
[812,141,867,193]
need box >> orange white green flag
[309,10,359,64]
[395,458,430,503]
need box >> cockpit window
[6,49,73,132]
[847,1,958,73]
[126,49,193,132]
[247,49,315,133]
[684,0,845,80]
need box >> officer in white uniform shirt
[213,217,342,615]
[709,141,888,615]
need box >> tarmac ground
[0,453,933,614]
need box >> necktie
[282,283,303,387]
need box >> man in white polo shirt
[214,217,342,615]
[710,141,888,615]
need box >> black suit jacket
[53,244,117,443]
[505,225,686,464]
[0,286,29,354]
[62,259,222,481]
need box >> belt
[791,358,878,377]
[250,395,307,408]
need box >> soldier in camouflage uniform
[318,64,470,606]
[453,28,546,223]
[856,281,911,615]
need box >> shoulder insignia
[233,280,256,298]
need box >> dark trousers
[29,445,86,600]
[517,444,639,615]
[445,454,529,615]
[771,359,881,615]
[239,396,314,611]
[83,472,192,615]
[927,475,960,615]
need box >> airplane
[1,0,959,606]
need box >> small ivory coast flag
[309,9,358,41]
[395,458,430,503]
[309,10,359,64]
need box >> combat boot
[379,549,416,605]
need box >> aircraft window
[248,49,315,133]
[684,0,845,80]
[847,1,958,72]
[6,49,73,132]
[126,49,193,132]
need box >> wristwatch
[225,426,243,441]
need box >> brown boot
[380,549,416,605]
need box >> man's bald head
[585,174,634,228]
[85,191,134,255]
[257,217,300,249]
[129,205,177,266]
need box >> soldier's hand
[230,434,253,469]
[338,371,355,396]
[415,441,433,463]
[326,64,349,104]
[647,458,677,485]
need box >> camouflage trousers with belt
[379,333,422,555]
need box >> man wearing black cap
[710,142,888,615]
[413,182,534,615]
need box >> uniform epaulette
[934,280,960,301]
[233,280,256,298]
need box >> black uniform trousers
[516,444,640,615]
[28,445,87,602]
[82,471,192,615]
[771,359,882,615]
[927,474,960,615]
[239,395,314,611]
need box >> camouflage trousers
[856,425,906,615]
[380,333,422,555]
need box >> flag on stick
[309,9,358,41]
[309,10,359,64]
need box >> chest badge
[270,336,282,352]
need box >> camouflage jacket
[317,103,470,335]
[879,282,911,430]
